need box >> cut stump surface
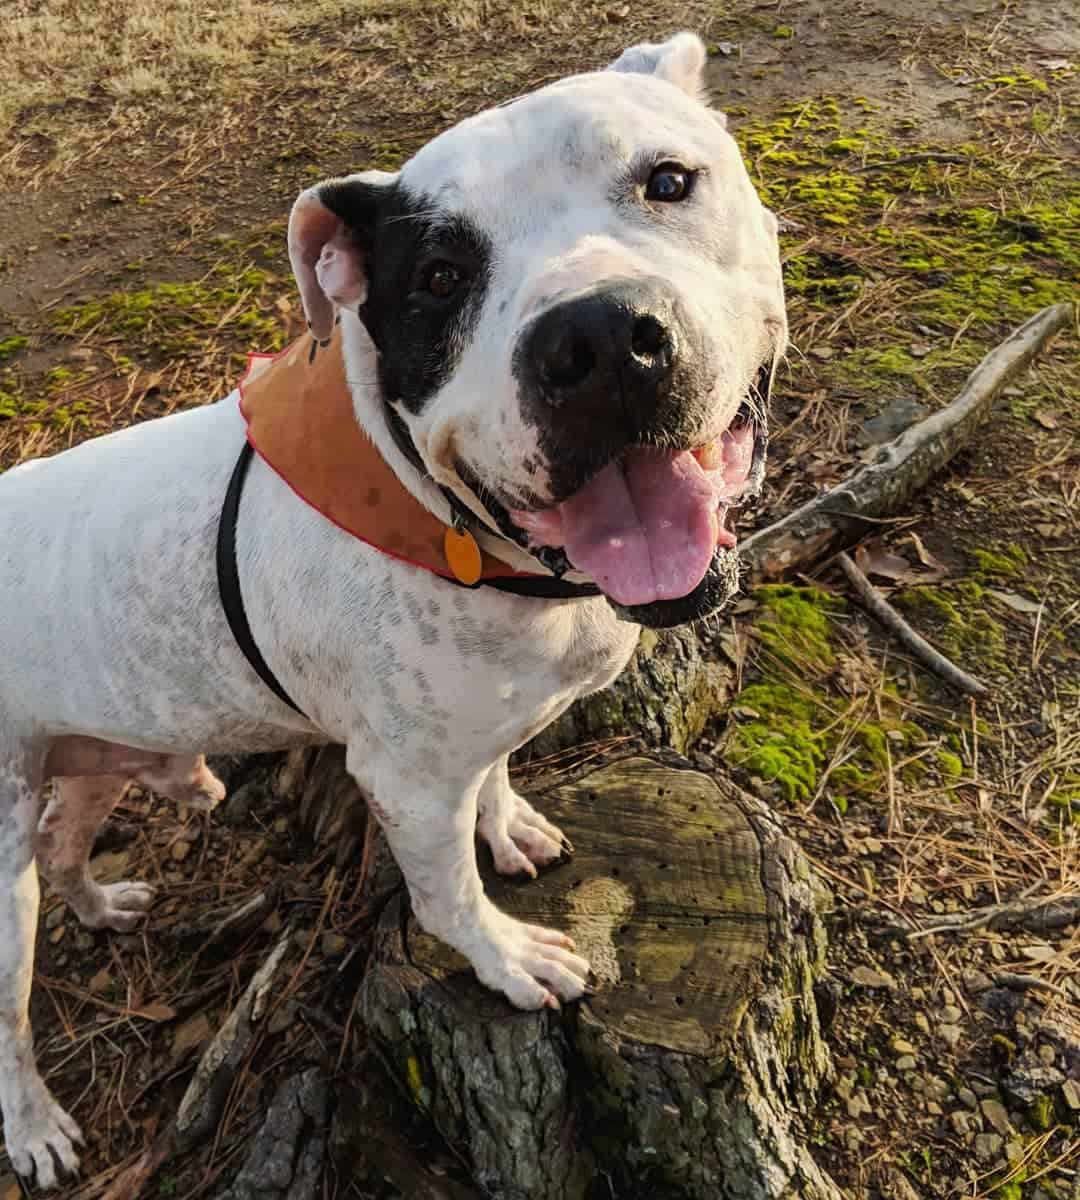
[361,754,840,1200]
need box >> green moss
[53,267,284,355]
[0,336,28,362]
[727,683,825,802]
[895,583,1007,670]
[733,90,1079,415]
[772,25,794,39]
[937,751,964,779]
[753,583,844,668]
[970,544,1028,578]
[726,586,923,808]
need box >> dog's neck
[338,312,581,580]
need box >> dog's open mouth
[510,405,764,607]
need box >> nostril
[631,314,669,358]
[544,333,596,389]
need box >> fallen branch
[741,303,1075,583]
[905,893,1080,940]
[853,152,969,172]
[993,972,1072,1000]
[836,551,990,696]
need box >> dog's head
[288,33,786,629]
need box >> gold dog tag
[444,525,483,585]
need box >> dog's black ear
[607,32,709,104]
[287,171,396,340]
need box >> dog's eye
[423,261,464,299]
[645,164,692,203]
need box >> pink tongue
[559,450,726,607]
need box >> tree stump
[360,753,839,1200]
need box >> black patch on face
[320,180,492,415]
[607,547,740,629]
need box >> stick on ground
[741,302,1075,582]
[836,551,990,697]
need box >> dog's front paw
[477,790,572,878]
[465,903,591,1010]
[5,1080,82,1189]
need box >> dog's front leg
[476,755,572,878]
[0,756,82,1188]
[352,745,590,1010]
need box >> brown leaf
[171,1011,211,1059]
[132,1002,177,1023]
[1032,409,1059,430]
[856,542,918,583]
[89,966,112,994]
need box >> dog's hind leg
[35,776,156,932]
[0,744,83,1188]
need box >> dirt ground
[1,1,1078,1198]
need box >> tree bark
[521,627,735,763]
[358,753,839,1200]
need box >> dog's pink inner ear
[288,187,370,341]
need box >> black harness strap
[216,441,306,716]
[217,434,600,715]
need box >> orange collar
[239,329,540,587]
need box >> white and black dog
[0,32,785,1187]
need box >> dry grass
[0,0,394,141]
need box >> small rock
[1004,1064,1065,1105]
[914,1012,931,1035]
[891,1037,917,1056]
[950,1111,972,1136]
[864,837,883,854]
[321,932,347,957]
[927,1076,953,1102]
[939,1023,963,1049]
[850,965,895,989]
[846,1092,871,1119]
[267,1000,297,1036]
[44,905,65,930]
[941,1004,962,1023]
[171,840,191,862]
[1037,1044,1057,1066]
[981,1099,1011,1136]
[863,396,928,444]
[926,1100,942,1115]
[810,346,834,360]
[974,1133,1004,1162]
[1062,1080,1080,1111]
[958,1087,978,1110]
[843,1126,864,1151]
[896,1056,917,1071]
[273,816,289,835]
[48,924,66,944]
[963,969,994,993]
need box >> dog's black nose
[525,279,679,423]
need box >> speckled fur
[0,33,785,1188]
